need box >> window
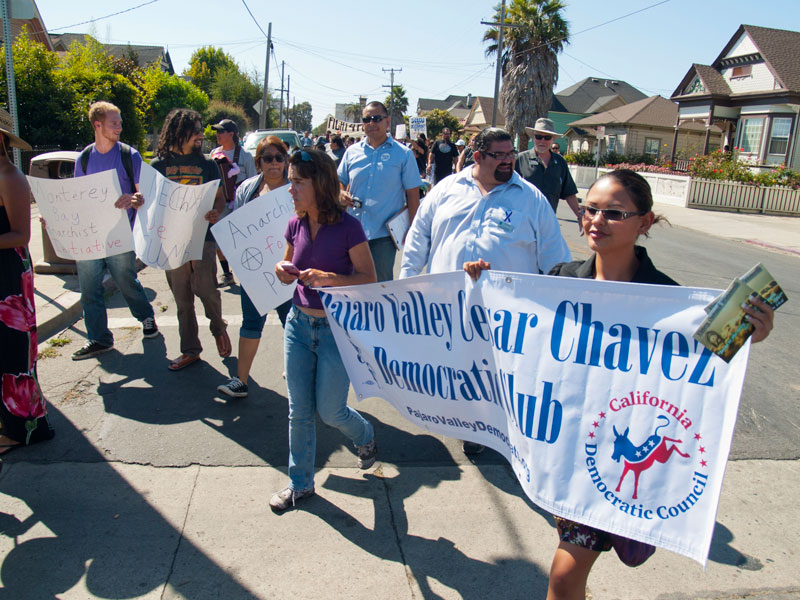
[731,65,752,78]
[737,117,764,154]
[607,135,617,152]
[767,117,792,156]
[644,138,661,156]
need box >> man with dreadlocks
[150,108,231,371]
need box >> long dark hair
[255,135,289,175]
[288,149,344,226]
[156,108,202,158]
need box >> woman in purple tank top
[269,149,378,513]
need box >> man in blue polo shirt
[338,101,421,281]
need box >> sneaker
[462,441,485,456]
[72,341,113,361]
[217,272,235,288]
[356,438,377,469]
[141,317,159,339]
[217,377,248,398]
[269,486,314,513]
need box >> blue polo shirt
[338,135,422,240]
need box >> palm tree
[483,0,569,149]
[343,102,363,123]
[384,85,409,132]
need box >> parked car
[242,129,301,155]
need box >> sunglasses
[482,150,517,161]
[362,115,387,124]
[579,206,647,221]
[261,153,285,164]
[534,135,552,141]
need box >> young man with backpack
[209,119,256,287]
[71,101,159,360]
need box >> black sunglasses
[482,150,517,160]
[534,134,552,141]
[362,115,387,124]
[579,206,647,221]
[261,153,285,164]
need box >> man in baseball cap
[516,117,580,218]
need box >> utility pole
[278,61,285,128]
[382,67,402,132]
[2,0,21,166]
[258,22,272,130]
[286,74,290,128]
[481,1,521,127]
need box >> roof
[463,96,505,129]
[672,24,800,98]
[568,95,678,128]
[50,33,174,73]
[553,78,647,114]
[417,95,472,114]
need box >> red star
[699,446,706,454]
[598,411,606,419]
[592,421,599,428]
[700,460,707,467]
[588,431,595,439]
[694,433,702,441]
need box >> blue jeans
[284,306,374,491]
[368,236,396,283]
[76,250,154,347]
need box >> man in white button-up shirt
[399,126,571,456]
[400,126,570,280]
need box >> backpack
[212,145,242,204]
[79,142,136,193]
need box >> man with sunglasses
[401,126,570,455]
[516,118,581,219]
[338,101,421,282]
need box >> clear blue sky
[35,0,800,129]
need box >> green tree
[420,109,461,140]
[209,65,262,128]
[204,100,248,139]
[0,28,77,149]
[343,102,362,122]
[290,101,312,132]
[384,84,408,130]
[184,46,238,96]
[141,65,208,142]
[484,0,569,149]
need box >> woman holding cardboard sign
[464,169,774,600]
[269,149,377,513]
[217,136,292,399]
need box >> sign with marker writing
[321,271,750,565]
[211,185,295,315]
[134,163,218,269]
[29,169,130,260]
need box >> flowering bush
[687,148,800,189]
[605,162,686,176]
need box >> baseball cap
[211,119,238,134]
[455,139,466,146]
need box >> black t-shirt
[431,140,459,177]
[150,151,221,240]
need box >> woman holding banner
[217,136,292,398]
[269,149,378,513]
[464,169,774,600]
[0,120,55,468]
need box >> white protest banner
[211,186,295,315]
[409,117,427,140]
[326,115,365,135]
[321,271,748,565]
[28,170,129,260]
[133,163,218,269]
[395,124,407,140]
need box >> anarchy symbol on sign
[241,247,264,271]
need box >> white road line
[106,314,284,328]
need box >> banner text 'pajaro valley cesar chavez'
[320,270,750,565]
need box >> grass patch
[38,347,59,359]
[47,336,71,347]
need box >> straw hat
[0,108,32,151]
[524,117,560,139]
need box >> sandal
[168,354,201,371]
[215,331,232,357]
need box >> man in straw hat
[516,117,580,218]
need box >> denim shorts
[240,288,291,339]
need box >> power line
[239,0,268,40]
[50,0,160,32]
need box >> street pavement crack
[161,464,200,600]
[377,468,419,599]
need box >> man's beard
[494,166,512,182]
